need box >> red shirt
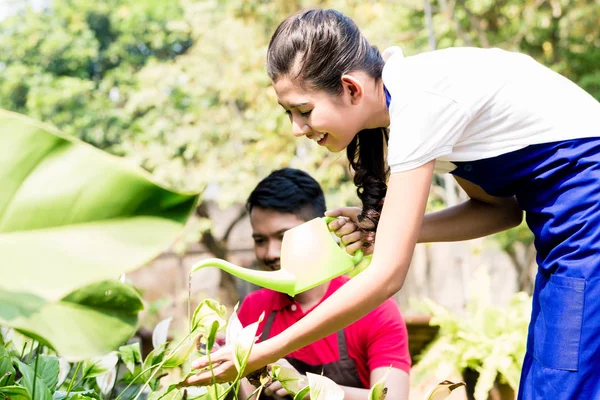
[237,276,411,388]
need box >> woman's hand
[185,340,280,386]
[325,207,371,255]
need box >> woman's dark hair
[246,168,326,221]
[267,9,389,246]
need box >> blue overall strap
[384,85,392,109]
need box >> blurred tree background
[1,0,598,298]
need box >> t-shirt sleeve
[360,299,411,373]
[387,89,470,173]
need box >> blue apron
[449,138,600,399]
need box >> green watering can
[190,217,366,296]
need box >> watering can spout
[190,217,368,297]
[191,258,298,296]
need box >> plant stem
[32,344,42,400]
[108,360,122,400]
[20,342,27,359]
[65,362,82,398]
[206,350,218,399]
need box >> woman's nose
[292,119,311,137]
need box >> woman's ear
[341,73,365,105]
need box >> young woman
[189,8,600,399]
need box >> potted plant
[411,289,531,400]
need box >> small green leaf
[95,366,117,396]
[206,320,219,353]
[232,314,263,374]
[118,342,142,374]
[163,335,198,369]
[140,344,166,381]
[152,317,173,349]
[81,352,118,379]
[270,364,307,396]
[293,386,310,400]
[306,372,344,400]
[0,346,16,386]
[191,299,227,334]
[0,385,31,400]
[368,367,390,400]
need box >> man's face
[250,207,306,271]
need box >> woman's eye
[300,110,312,117]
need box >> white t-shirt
[382,47,600,173]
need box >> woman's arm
[419,176,523,243]
[327,175,523,249]
[187,161,435,384]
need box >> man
[238,168,410,399]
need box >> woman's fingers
[264,381,284,397]
[325,206,361,223]
[341,231,361,246]
[185,360,237,385]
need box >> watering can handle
[324,216,364,264]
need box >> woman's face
[273,77,365,152]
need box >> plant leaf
[0,110,198,302]
[368,367,390,400]
[191,299,227,335]
[14,359,53,400]
[163,334,198,369]
[270,364,307,396]
[0,385,31,400]
[31,355,60,392]
[424,380,466,400]
[153,317,173,349]
[206,320,220,353]
[56,357,71,388]
[0,110,198,360]
[0,345,16,386]
[0,281,143,361]
[82,352,118,379]
[232,313,263,374]
[95,366,117,396]
[306,372,344,400]
[225,303,242,346]
[293,385,310,400]
[118,342,142,374]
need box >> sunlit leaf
[271,363,307,396]
[118,342,142,374]
[163,334,198,369]
[153,317,173,349]
[232,313,263,374]
[368,367,390,400]
[306,372,344,400]
[0,385,30,400]
[191,299,227,335]
[96,366,117,396]
[56,357,70,388]
[82,352,118,379]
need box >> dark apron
[259,310,364,398]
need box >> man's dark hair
[246,168,326,221]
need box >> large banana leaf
[0,110,199,359]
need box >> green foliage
[0,110,198,360]
[412,291,532,400]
